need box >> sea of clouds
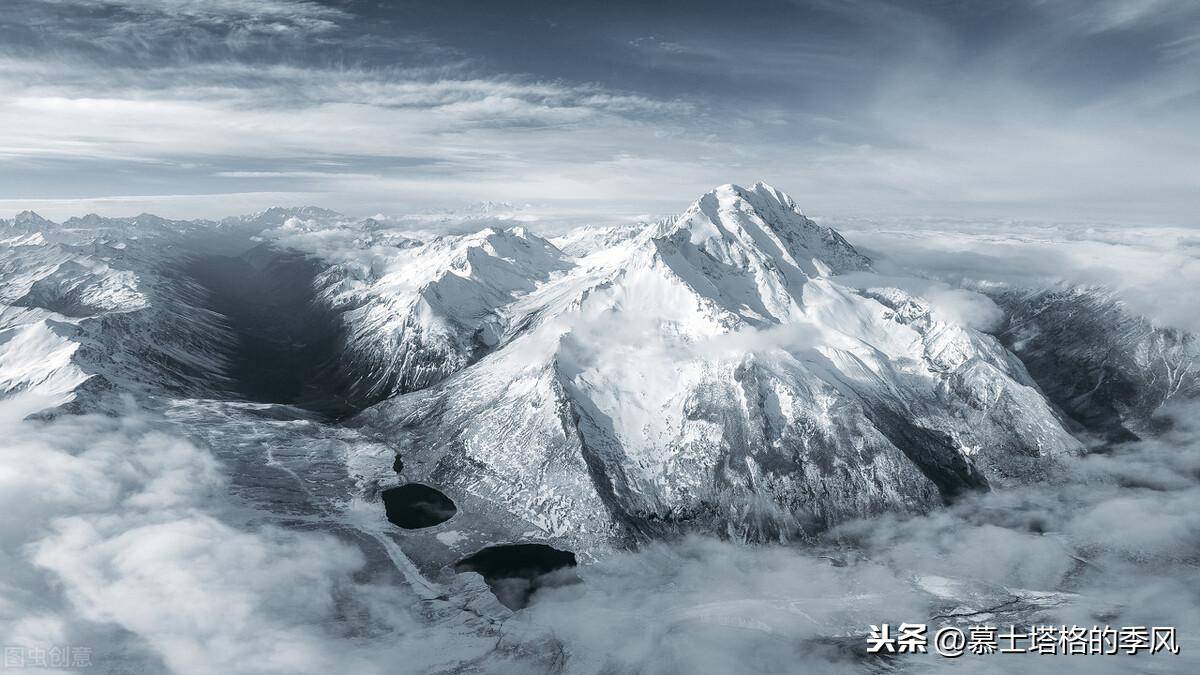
[2,217,1197,674]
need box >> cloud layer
[523,401,1200,673]
[2,214,1198,673]
[836,217,1200,333]
[2,0,1198,222]
[0,395,428,674]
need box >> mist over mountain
[2,183,1197,673]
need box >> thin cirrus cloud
[1,0,1198,224]
[22,0,350,41]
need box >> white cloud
[0,54,706,219]
[522,401,1200,673]
[0,395,420,674]
[837,217,1200,333]
[837,271,1006,332]
[3,0,1200,222]
[215,171,380,180]
[2,214,1198,674]
[29,0,349,35]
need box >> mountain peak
[9,210,55,232]
[14,209,50,223]
[654,182,870,275]
[710,181,798,211]
[669,182,812,239]
[228,205,345,228]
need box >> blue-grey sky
[1,0,1197,223]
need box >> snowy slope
[338,183,1084,553]
[0,186,1098,555]
[0,212,251,410]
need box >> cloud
[3,1,1199,222]
[0,191,321,222]
[520,401,1200,673]
[0,395,425,674]
[0,48,705,219]
[34,517,367,673]
[1046,0,1200,34]
[837,271,1006,332]
[528,536,928,673]
[0,65,680,156]
[3,212,1198,674]
[24,0,350,46]
[215,170,381,180]
[836,217,1200,333]
[32,0,345,20]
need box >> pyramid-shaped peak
[656,182,870,274]
[711,181,799,210]
[15,210,51,223]
[10,210,55,231]
[662,181,817,241]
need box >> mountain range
[5,183,1195,566]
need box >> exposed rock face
[0,213,239,408]
[989,285,1200,442]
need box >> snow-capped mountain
[280,183,1083,553]
[4,183,1199,672]
[4,184,1194,560]
[0,212,257,411]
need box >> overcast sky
[1,0,1197,223]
